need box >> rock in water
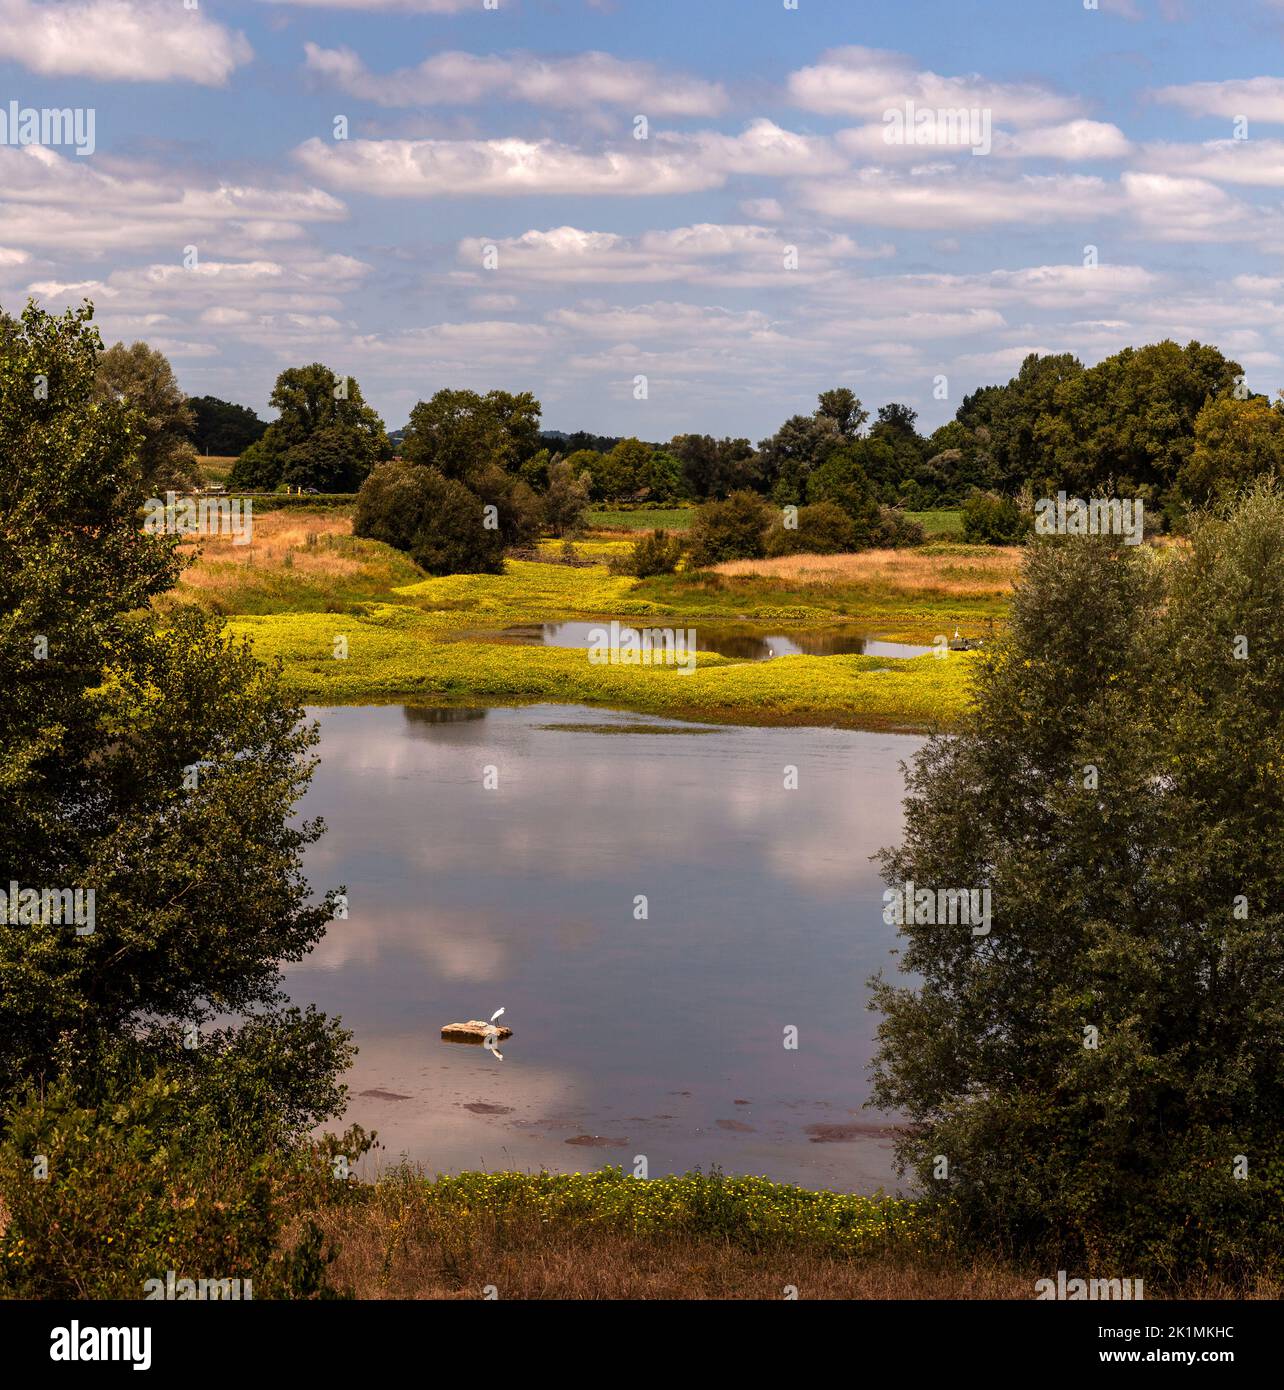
[441,1020,514,1043]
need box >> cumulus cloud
[1153,76,1284,122]
[1139,138,1284,186]
[303,44,728,116]
[796,166,1116,229]
[454,222,891,286]
[0,0,251,85]
[294,121,840,197]
[0,146,347,253]
[787,46,1081,126]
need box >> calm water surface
[290,703,921,1193]
[499,622,931,661]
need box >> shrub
[962,491,1028,544]
[872,505,926,548]
[764,501,857,556]
[353,460,505,575]
[686,490,772,567]
[609,528,685,577]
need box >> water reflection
[290,703,920,1192]
[499,622,931,660]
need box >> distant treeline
[177,339,1277,529]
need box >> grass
[174,511,1006,729]
[309,1165,1039,1300]
[195,455,236,484]
[587,506,694,531]
[906,508,964,537]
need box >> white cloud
[0,0,251,85]
[0,146,346,253]
[546,301,782,344]
[455,222,890,286]
[797,167,1115,229]
[1153,76,1284,122]
[303,44,728,116]
[1121,170,1267,242]
[993,120,1133,160]
[255,0,472,9]
[788,46,1081,125]
[294,134,720,197]
[1139,138,1284,186]
[295,121,840,197]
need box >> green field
[905,509,964,536]
[586,506,695,531]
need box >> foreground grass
[179,512,1005,728]
[311,1166,1036,1300]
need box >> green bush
[0,1076,369,1299]
[609,528,685,577]
[962,491,1028,544]
[764,501,857,556]
[686,490,772,567]
[354,461,506,575]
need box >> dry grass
[713,546,1021,598]
[309,1206,1034,1301]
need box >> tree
[228,363,389,491]
[541,457,592,538]
[0,301,351,1132]
[604,437,652,500]
[806,445,881,538]
[871,490,1284,1274]
[757,414,842,504]
[94,340,197,494]
[764,501,857,556]
[353,460,506,574]
[1178,394,1284,505]
[816,387,869,439]
[401,388,541,482]
[186,395,267,457]
[668,434,758,500]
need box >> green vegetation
[906,508,963,536]
[587,506,694,531]
[872,486,1284,1279]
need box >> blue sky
[3,0,1284,440]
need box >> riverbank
[171,511,1015,730]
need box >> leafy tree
[686,490,772,567]
[541,457,592,538]
[806,445,881,537]
[229,363,388,491]
[667,434,758,500]
[402,388,541,482]
[1178,394,1284,505]
[816,387,869,439]
[94,340,197,494]
[609,529,685,577]
[353,460,506,574]
[871,489,1284,1274]
[186,395,267,457]
[758,414,842,504]
[0,301,351,1131]
[604,437,652,500]
[962,491,1028,544]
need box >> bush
[872,505,926,548]
[0,1076,369,1299]
[764,501,857,556]
[541,458,591,537]
[353,461,505,575]
[962,491,1028,544]
[686,490,772,567]
[609,528,685,577]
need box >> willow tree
[872,488,1284,1277]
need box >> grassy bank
[172,511,1014,729]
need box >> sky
[2,0,1284,441]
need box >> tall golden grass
[714,547,1020,597]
